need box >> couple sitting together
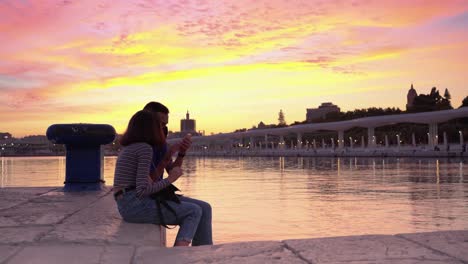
[113,102,212,247]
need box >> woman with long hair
[113,110,202,247]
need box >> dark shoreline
[0,154,118,158]
[1,152,467,159]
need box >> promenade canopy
[169,108,468,143]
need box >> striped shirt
[113,142,170,198]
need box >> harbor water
[1,156,467,245]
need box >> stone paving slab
[284,234,463,264]
[99,245,135,264]
[135,241,307,264]
[0,187,55,211]
[398,230,468,263]
[0,246,22,263]
[0,188,108,227]
[0,201,86,227]
[0,226,53,244]
[6,245,132,264]
[41,193,165,246]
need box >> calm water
[1,156,467,244]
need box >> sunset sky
[1,0,467,137]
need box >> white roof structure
[169,108,468,144]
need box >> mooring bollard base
[62,182,106,192]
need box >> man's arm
[166,134,192,172]
[171,152,186,168]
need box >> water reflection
[0,156,467,244]
[1,157,4,188]
[460,162,464,183]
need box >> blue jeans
[179,196,213,246]
[116,190,212,246]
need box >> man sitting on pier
[143,102,189,169]
[143,101,213,246]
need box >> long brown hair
[120,110,165,147]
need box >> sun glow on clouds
[0,0,467,137]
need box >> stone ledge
[1,187,466,264]
[1,229,466,263]
[397,230,468,263]
[0,187,166,248]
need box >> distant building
[168,111,202,138]
[406,83,418,111]
[0,132,12,140]
[306,102,340,122]
[181,111,196,132]
[21,135,49,144]
[254,121,277,130]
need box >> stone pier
[0,187,467,263]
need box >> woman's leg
[178,196,213,246]
[117,192,202,246]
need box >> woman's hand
[166,166,183,183]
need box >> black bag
[149,184,181,203]
[150,184,181,228]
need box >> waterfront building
[306,102,340,122]
[257,121,276,129]
[181,111,196,133]
[168,111,202,139]
[0,132,12,140]
[0,135,58,156]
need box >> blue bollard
[46,124,116,191]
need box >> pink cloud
[1,0,467,137]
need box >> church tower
[406,84,418,111]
